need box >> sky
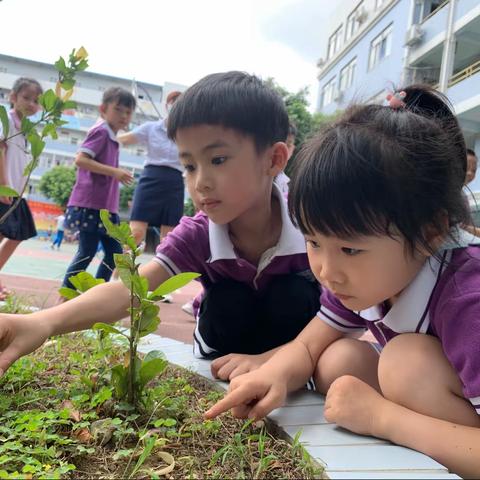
[0,0,336,111]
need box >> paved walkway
[0,238,199,344]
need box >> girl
[0,78,43,298]
[62,87,136,289]
[206,85,480,478]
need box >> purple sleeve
[433,292,480,413]
[131,122,152,146]
[318,288,367,333]
[154,214,209,277]
[79,126,109,160]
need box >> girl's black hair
[167,71,289,151]
[102,87,136,109]
[288,84,469,255]
[10,77,43,108]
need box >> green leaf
[22,159,38,177]
[20,117,34,135]
[138,315,160,337]
[92,322,127,337]
[111,365,128,399]
[41,123,57,139]
[132,276,148,299]
[27,133,45,159]
[40,90,57,111]
[0,186,18,197]
[61,79,75,90]
[130,435,156,478]
[148,272,200,299]
[0,106,9,139]
[143,350,165,363]
[69,271,105,293]
[54,56,67,73]
[62,100,77,110]
[139,358,167,388]
[58,287,79,299]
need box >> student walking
[51,213,65,250]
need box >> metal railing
[449,59,480,87]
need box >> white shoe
[160,294,173,303]
[181,301,194,316]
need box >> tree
[38,165,76,208]
[119,181,137,211]
[265,79,339,174]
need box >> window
[339,58,357,92]
[369,24,393,70]
[327,25,344,60]
[70,137,78,145]
[375,0,388,9]
[321,77,337,108]
[346,2,364,42]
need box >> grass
[0,331,324,479]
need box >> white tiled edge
[138,334,460,480]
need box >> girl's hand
[0,314,53,376]
[114,168,134,185]
[324,375,387,437]
[204,370,287,420]
[211,352,270,380]
[0,196,11,205]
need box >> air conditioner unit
[405,24,424,47]
[356,7,368,24]
[317,57,325,68]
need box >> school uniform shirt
[0,110,30,193]
[132,119,182,172]
[67,121,120,213]
[317,229,480,416]
[154,184,318,357]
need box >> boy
[0,72,320,381]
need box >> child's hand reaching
[211,352,271,380]
[114,168,134,185]
[324,375,387,438]
[204,369,287,420]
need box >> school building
[316,0,480,192]
[0,52,187,231]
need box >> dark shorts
[195,274,321,357]
[65,207,120,235]
[0,198,37,241]
[130,165,184,227]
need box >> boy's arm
[205,317,343,420]
[117,132,138,146]
[0,143,11,204]
[74,152,133,185]
[0,260,170,375]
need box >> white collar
[359,228,480,333]
[94,119,118,142]
[207,183,306,263]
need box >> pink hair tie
[386,90,406,109]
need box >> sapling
[0,47,89,223]
[61,209,199,407]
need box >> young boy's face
[101,101,133,133]
[176,125,284,225]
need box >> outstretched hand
[0,314,51,376]
[211,352,270,380]
[204,370,287,421]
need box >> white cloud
[0,0,328,110]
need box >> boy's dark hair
[10,77,43,108]
[167,71,289,151]
[102,87,136,109]
[467,148,477,157]
[288,84,469,256]
[288,121,297,138]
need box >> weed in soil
[0,333,324,479]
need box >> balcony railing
[449,59,480,87]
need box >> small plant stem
[128,254,136,405]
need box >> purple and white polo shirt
[68,120,120,213]
[154,186,317,357]
[318,230,480,415]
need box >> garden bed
[0,332,323,479]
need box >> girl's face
[11,84,41,118]
[305,230,428,310]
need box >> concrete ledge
[138,334,460,480]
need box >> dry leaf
[73,427,93,443]
[61,400,82,422]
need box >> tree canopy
[38,165,76,208]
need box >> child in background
[62,87,135,289]
[0,77,43,299]
[0,71,320,382]
[206,85,480,478]
[51,212,65,250]
[274,122,296,196]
